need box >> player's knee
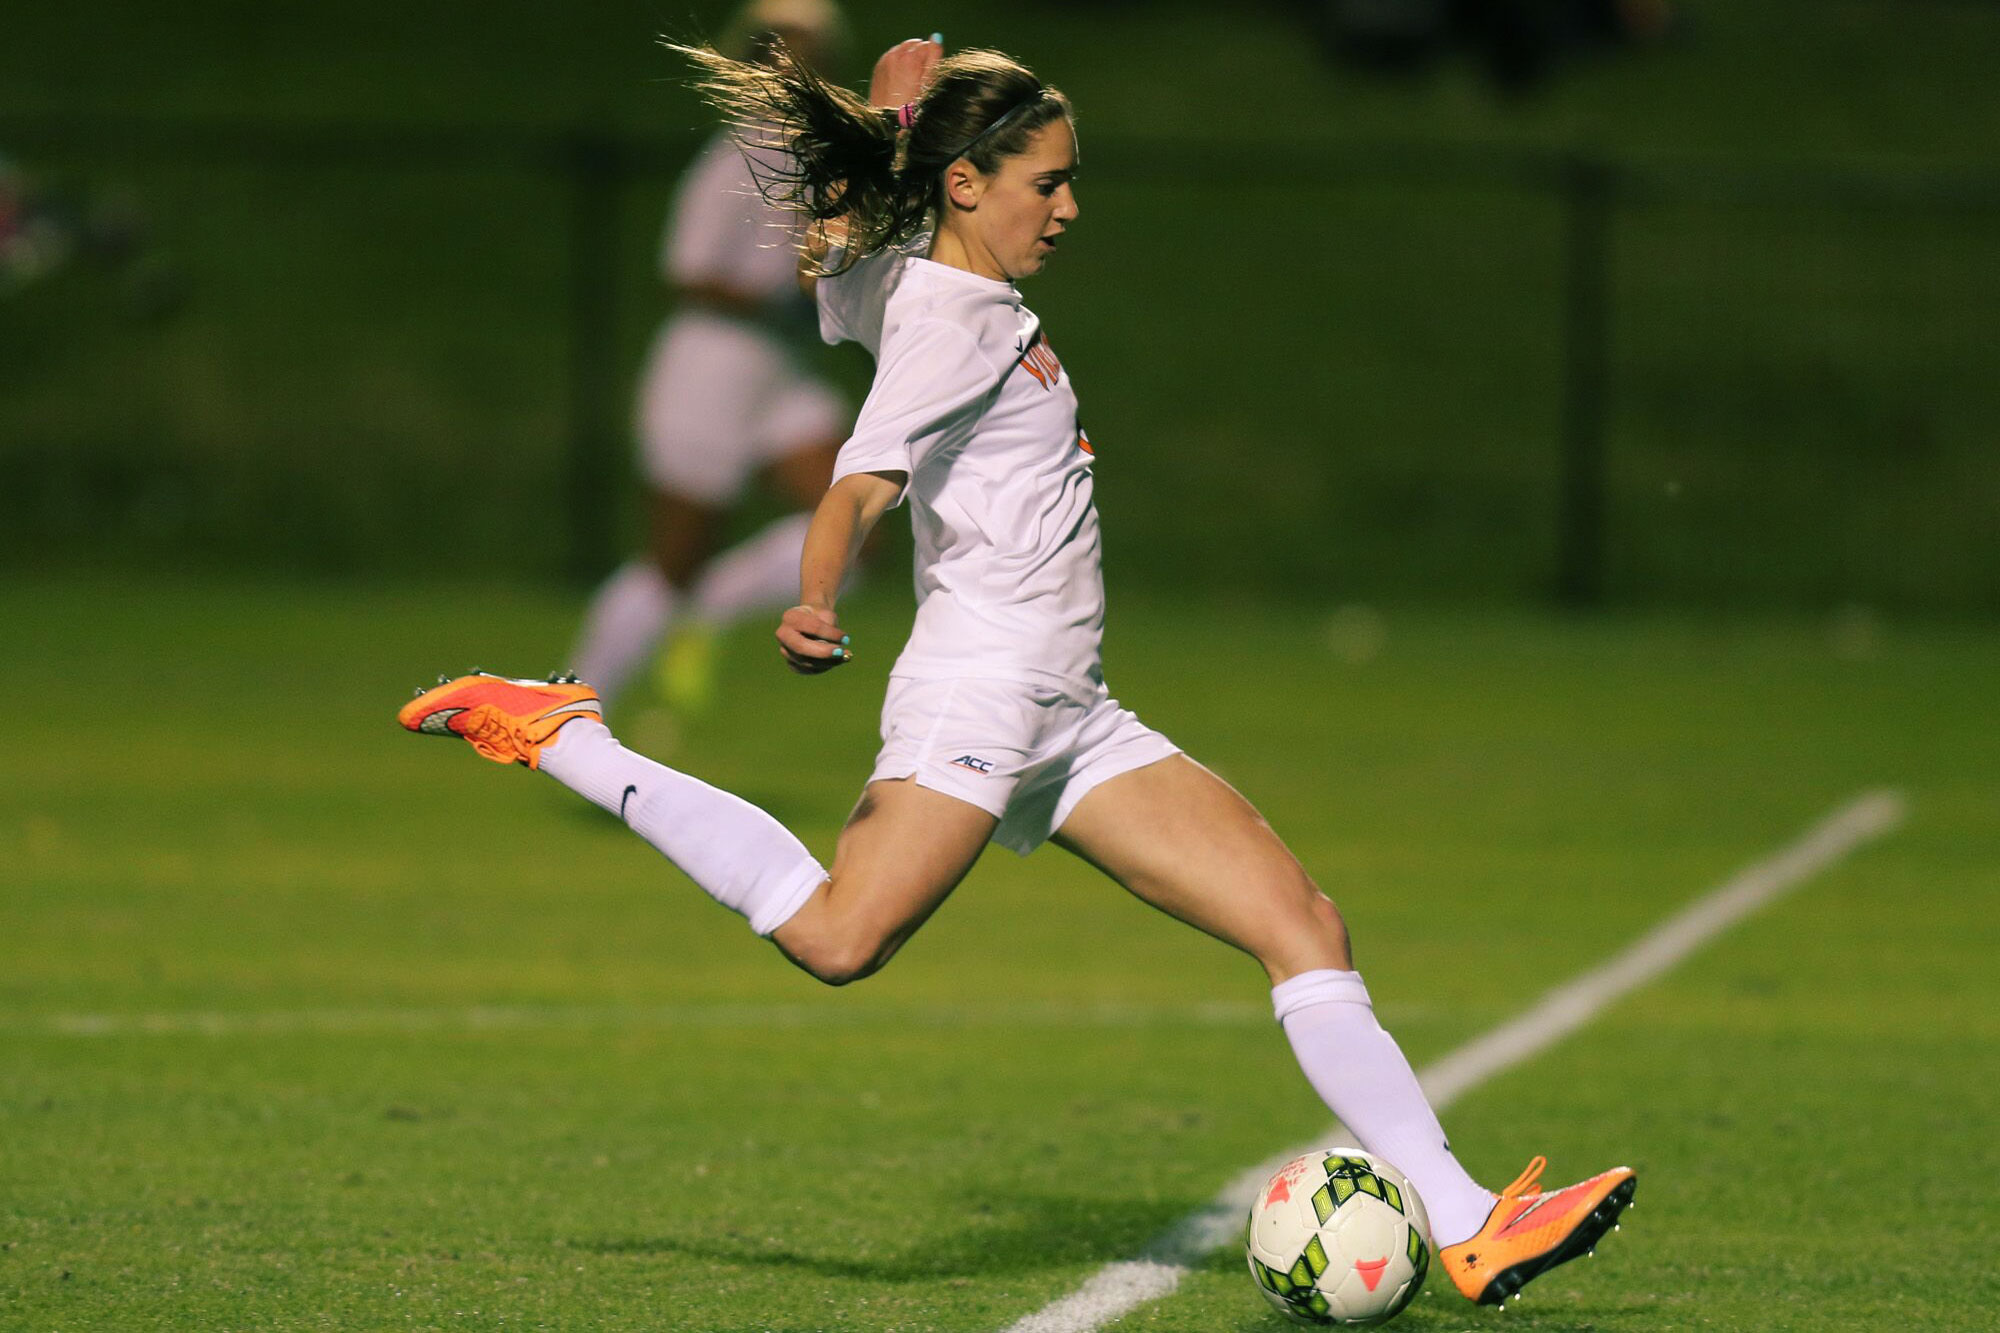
[1304,880,1352,932]
[1302,888,1350,943]
[1259,886,1353,976]
[806,943,886,988]
[782,920,893,988]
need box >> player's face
[965,118,1079,281]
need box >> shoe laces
[457,705,521,757]
[1500,1156,1548,1200]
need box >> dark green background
[4,0,1995,609]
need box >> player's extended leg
[398,673,993,984]
[1051,754,1633,1303]
[570,489,722,709]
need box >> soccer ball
[1245,1149,1432,1326]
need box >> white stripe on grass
[7,999,1288,1038]
[999,788,1907,1333]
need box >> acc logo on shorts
[949,754,996,774]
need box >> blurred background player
[567,0,857,720]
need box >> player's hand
[778,604,852,675]
[868,35,942,111]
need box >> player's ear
[942,158,986,211]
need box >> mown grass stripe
[3,999,1279,1037]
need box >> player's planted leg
[1053,757,1501,1241]
[1272,968,1501,1246]
[1052,754,1637,1302]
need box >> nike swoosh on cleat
[535,698,601,723]
[1495,1195,1560,1239]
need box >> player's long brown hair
[668,42,1071,273]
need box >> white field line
[999,788,1907,1333]
[3,999,1289,1039]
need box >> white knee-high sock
[1273,969,1496,1246]
[570,560,680,706]
[538,720,825,936]
[689,513,814,626]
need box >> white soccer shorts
[869,675,1182,855]
[636,311,847,504]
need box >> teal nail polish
[930,31,943,45]
[840,634,851,645]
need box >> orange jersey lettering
[1019,333,1063,390]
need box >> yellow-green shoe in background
[654,620,719,717]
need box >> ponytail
[668,41,1071,275]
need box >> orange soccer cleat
[1439,1157,1637,1306]
[397,671,602,769]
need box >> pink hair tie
[897,102,917,130]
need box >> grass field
[3,576,1995,1330]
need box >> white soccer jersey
[820,248,1104,693]
[663,130,811,306]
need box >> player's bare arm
[869,35,942,109]
[778,468,903,673]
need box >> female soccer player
[568,0,857,715]
[401,35,1634,1307]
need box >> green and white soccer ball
[1245,1149,1431,1326]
